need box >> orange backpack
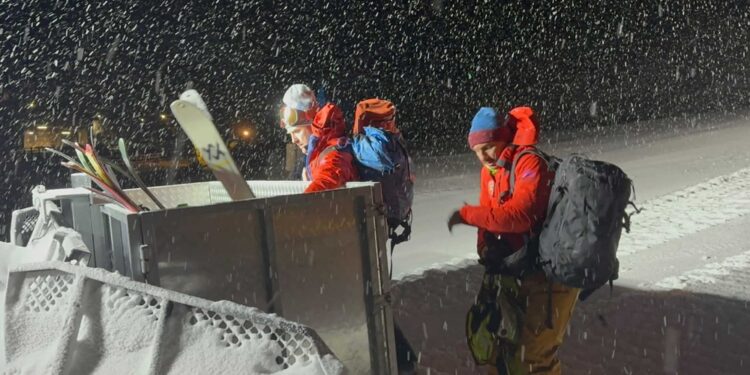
[353,99,398,135]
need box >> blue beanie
[471,107,498,131]
[468,107,511,147]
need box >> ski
[118,138,166,210]
[103,164,122,190]
[84,187,121,205]
[84,144,115,186]
[53,141,139,212]
[61,139,165,210]
[60,161,140,212]
[81,145,142,210]
[49,146,122,195]
[170,89,255,200]
[45,147,79,164]
[61,139,95,172]
[64,140,131,183]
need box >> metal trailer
[24,179,398,374]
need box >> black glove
[447,210,465,233]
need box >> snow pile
[2,262,343,375]
[5,200,90,267]
[0,222,91,369]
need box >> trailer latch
[139,244,151,276]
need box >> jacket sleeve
[460,154,551,234]
[304,150,356,193]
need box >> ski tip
[170,99,214,123]
[179,89,203,104]
[175,89,213,121]
[169,100,186,110]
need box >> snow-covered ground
[390,112,750,374]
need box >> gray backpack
[510,149,636,299]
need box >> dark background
[1,0,749,238]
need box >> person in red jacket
[448,107,579,375]
[303,103,358,193]
[307,100,417,374]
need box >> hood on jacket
[505,106,539,146]
[311,103,346,143]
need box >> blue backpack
[351,99,414,250]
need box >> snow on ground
[618,166,750,258]
[390,113,750,374]
[1,262,344,375]
[655,249,750,290]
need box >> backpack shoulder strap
[394,133,412,176]
[317,137,352,161]
[509,147,550,196]
[318,145,338,161]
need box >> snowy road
[390,112,750,374]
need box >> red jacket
[460,146,554,253]
[304,104,358,193]
[305,139,358,193]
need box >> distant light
[61,130,72,135]
[26,100,37,109]
[238,127,256,141]
[160,113,169,121]
[26,131,34,135]
[36,125,48,130]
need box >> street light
[233,120,257,142]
